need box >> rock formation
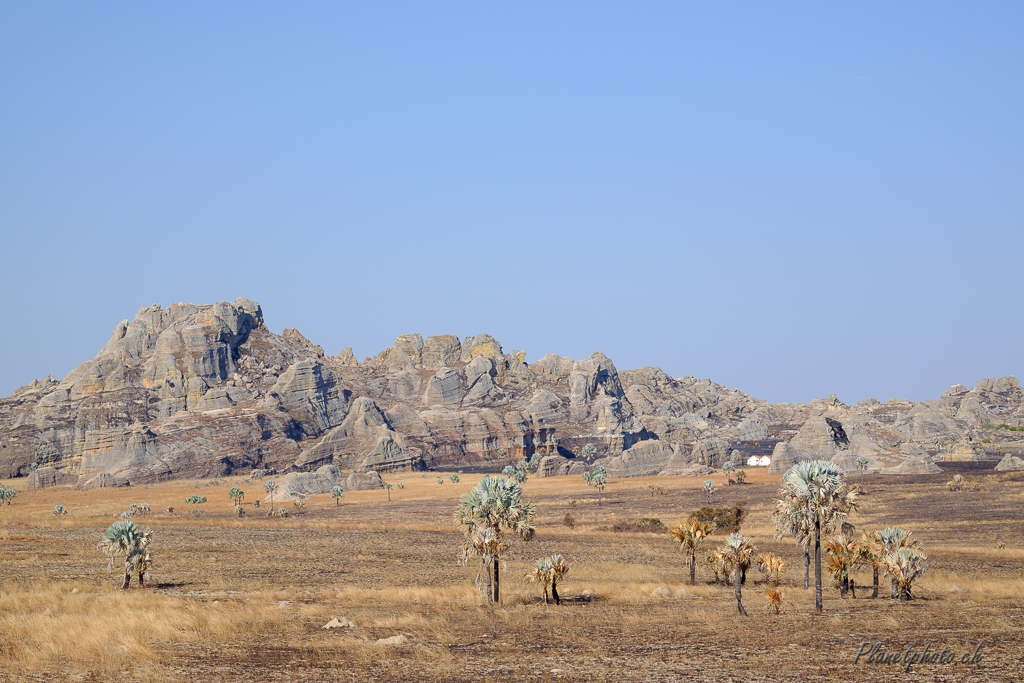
[1,298,1021,487]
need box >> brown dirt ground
[1,467,1022,682]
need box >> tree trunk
[814,521,823,614]
[891,577,898,599]
[840,575,848,599]
[485,559,493,606]
[689,552,696,585]
[803,549,810,589]
[734,562,746,615]
[740,565,747,585]
[543,587,549,604]
[871,567,879,599]
[493,555,500,605]
[138,570,145,588]
[900,584,909,601]
[850,579,856,599]
[552,580,560,606]
[122,564,131,590]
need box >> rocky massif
[2,299,1022,493]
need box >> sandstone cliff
[1,299,1021,488]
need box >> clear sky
[1,3,1021,404]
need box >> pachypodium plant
[52,504,68,516]
[1,488,17,506]
[184,495,207,505]
[330,486,345,506]
[97,520,152,589]
[449,473,460,483]
[396,482,404,489]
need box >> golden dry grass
[1,466,1022,681]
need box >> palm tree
[548,554,570,605]
[1,488,16,506]
[883,547,928,600]
[772,496,813,589]
[777,460,859,614]
[582,466,607,505]
[263,479,277,512]
[719,533,757,615]
[229,487,245,508]
[97,520,152,589]
[702,480,716,505]
[855,457,869,488]
[872,527,920,598]
[330,486,345,506]
[456,475,536,605]
[670,518,711,584]
[527,558,553,604]
[825,534,858,598]
[722,461,736,485]
[764,588,786,615]
[756,552,786,584]
[858,530,887,599]
[384,482,393,501]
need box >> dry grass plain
[1,466,1022,682]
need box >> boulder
[690,438,731,469]
[604,440,674,478]
[535,454,571,478]
[995,454,1024,472]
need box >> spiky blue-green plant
[53,504,67,516]
[330,486,345,506]
[778,460,858,614]
[396,482,404,489]
[1,488,16,506]
[97,520,152,589]
[456,475,535,605]
[449,473,460,483]
[263,479,277,511]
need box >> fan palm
[527,559,553,604]
[97,520,152,589]
[330,486,345,506]
[263,479,277,511]
[883,547,928,600]
[858,530,887,599]
[719,533,757,615]
[825,534,859,598]
[670,518,711,585]
[548,554,570,605]
[756,552,786,584]
[228,487,245,507]
[771,496,813,589]
[871,527,920,598]
[777,460,859,614]
[456,475,535,605]
[702,480,716,505]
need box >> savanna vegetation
[0,463,1020,681]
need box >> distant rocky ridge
[1,299,1022,493]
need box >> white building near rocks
[747,455,771,467]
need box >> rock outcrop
[1,298,1019,487]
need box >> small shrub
[396,482,404,489]
[449,474,460,483]
[52,504,68,516]
[611,518,667,534]
[764,588,786,615]
[185,495,207,504]
[981,438,991,444]
[647,485,667,497]
[688,502,747,534]
[562,513,576,529]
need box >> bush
[611,518,667,534]
[688,502,747,534]
[562,513,576,529]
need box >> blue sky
[1,2,1021,403]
